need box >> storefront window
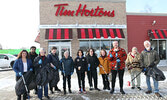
[159,40,166,60]
[80,41,89,56]
[79,40,115,57]
[151,41,157,51]
[151,40,166,60]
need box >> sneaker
[110,89,114,94]
[155,93,162,97]
[120,89,125,94]
[45,96,50,99]
[145,90,152,94]
[131,87,135,89]
[78,88,82,94]
[103,87,106,90]
[83,90,87,94]
[137,87,141,90]
[89,86,93,91]
[95,88,101,91]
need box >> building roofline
[40,0,126,3]
[127,12,167,16]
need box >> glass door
[48,41,71,59]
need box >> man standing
[29,46,38,94]
[108,41,127,94]
[47,47,61,94]
[60,51,74,95]
[140,40,162,97]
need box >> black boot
[110,89,114,94]
[69,89,72,93]
[106,81,110,90]
[55,86,61,92]
[64,89,66,95]
[120,89,125,94]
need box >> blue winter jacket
[60,56,74,76]
[13,58,33,76]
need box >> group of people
[13,40,162,100]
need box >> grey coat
[140,49,160,68]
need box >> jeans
[87,70,98,88]
[38,84,48,99]
[63,74,71,90]
[146,75,159,93]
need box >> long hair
[88,48,95,56]
[17,50,29,59]
[77,49,84,56]
[100,49,107,57]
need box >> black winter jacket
[47,53,60,71]
[74,56,88,73]
[86,54,100,71]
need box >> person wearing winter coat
[86,48,100,91]
[47,46,61,94]
[140,40,161,97]
[74,49,88,94]
[60,51,74,95]
[108,41,127,94]
[126,47,142,90]
[98,49,111,90]
[13,50,33,100]
[28,46,38,94]
[34,48,50,100]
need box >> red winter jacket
[108,47,127,70]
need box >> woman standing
[86,48,100,91]
[34,48,50,100]
[126,47,141,90]
[74,49,88,94]
[98,49,111,90]
[13,50,33,100]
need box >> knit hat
[132,47,138,51]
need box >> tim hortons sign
[54,3,115,17]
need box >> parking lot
[0,68,167,100]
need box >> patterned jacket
[108,47,127,70]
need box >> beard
[146,47,151,51]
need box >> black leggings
[77,72,85,89]
[111,69,125,89]
[102,74,110,89]
[87,70,98,88]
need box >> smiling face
[89,49,94,56]
[113,41,118,49]
[40,50,45,56]
[22,51,27,58]
[101,50,106,57]
[78,51,82,57]
[51,49,56,54]
[144,42,151,51]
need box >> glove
[38,59,42,64]
[116,59,120,63]
[109,54,113,58]
[62,71,65,74]
[54,66,57,70]
[88,64,90,71]
[71,72,73,75]
[18,72,22,76]
[128,66,133,70]
[115,53,118,57]
[148,62,155,68]
[29,68,33,71]
[142,67,147,72]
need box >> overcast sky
[0,0,166,49]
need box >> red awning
[149,29,167,40]
[45,29,72,40]
[77,28,125,39]
[35,33,40,43]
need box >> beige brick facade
[39,0,127,58]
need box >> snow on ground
[0,69,167,100]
